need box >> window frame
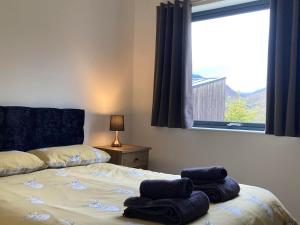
[192,0,270,131]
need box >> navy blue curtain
[151,0,193,128]
[266,0,300,137]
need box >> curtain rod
[191,0,222,6]
[163,0,221,6]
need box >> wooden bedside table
[95,145,151,169]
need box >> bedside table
[95,145,151,169]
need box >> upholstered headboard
[0,106,84,151]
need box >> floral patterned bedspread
[0,163,297,225]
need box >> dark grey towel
[123,191,209,225]
[140,178,193,200]
[181,166,227,182]
[194,177,240,203]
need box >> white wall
[131,0,300,220]
[0,0,134,146]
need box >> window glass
[192,9,270,129]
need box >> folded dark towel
[123,191,209,225]
[194,177,240,203]
[140,178,193,200]
[181,166,227,181]
[192,178,225,185]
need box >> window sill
[190,126,265,134]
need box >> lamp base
[111,131,122,147]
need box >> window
[192,0,270,131]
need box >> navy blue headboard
[0,106,84,151]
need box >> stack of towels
[123,166,240,225]
[181,166,240,203]
[124,178,209,225]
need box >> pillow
[0,151,47,177]
[29,145,111,168]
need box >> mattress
[0,163,297,225]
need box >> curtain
[266,0,300,137]
[151,0,193,128]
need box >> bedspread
[0,163,297,225]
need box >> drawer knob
[133,158,139,162]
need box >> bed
[0,106,297,225]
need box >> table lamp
[110,115,124,147]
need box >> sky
[192,9,270,93]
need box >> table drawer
[122,151,148,167]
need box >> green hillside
[225,87,266,123]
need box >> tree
[225,96,257,123]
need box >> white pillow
[29,145,111,168]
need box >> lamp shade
[110,115,125,131]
